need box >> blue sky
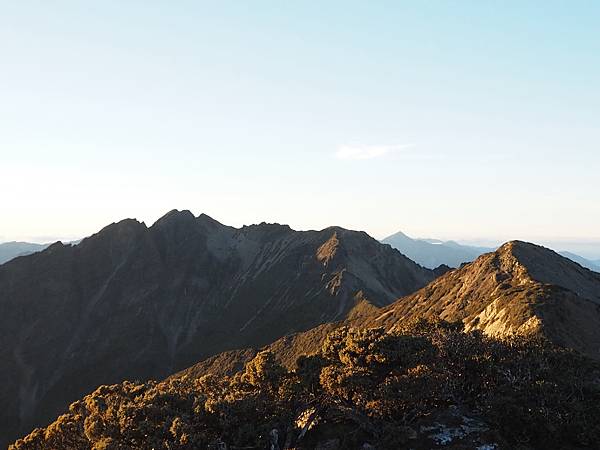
[1,1,599,251]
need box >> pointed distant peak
[197,212,216,221]
[97,218,147,235]
[196,213,224,227]
[158,209,195,221]
[78,218,147,248]
[383,230,412,241]
[152,209,196,229]
[196,213,236,234]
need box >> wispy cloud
[335,143,414,160]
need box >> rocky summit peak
[196,212,226,229]
[78,218,147,249]
[98,217,146,233]
[491,241,600,302]
[365,240,600,360]
[153,209,196,227]
[496,240,552,260]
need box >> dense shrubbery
[12,320,600,449]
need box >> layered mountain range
[4,211,600,448]
[558,250,600,272]
[0,242,47,264]
[12,237,600,449]
[176,240,600,380]
[381,231,491,268]
[382,230,600,272]
[0,210,440,446]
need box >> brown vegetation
[13,320,600,450]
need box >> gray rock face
[0,210,437,446]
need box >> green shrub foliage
[12,320,600,449]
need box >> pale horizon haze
[2,2,599,251]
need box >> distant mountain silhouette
[0,210,440,446]
[382,230,493,268]
[559,251,600,272]
[0,242,47,264]
[383,231,600,274]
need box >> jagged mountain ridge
[367,241,600,357]
[175,240,600,382]
[0,210,439,446]
[11,239,600,449]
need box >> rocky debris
[418,407,493,448]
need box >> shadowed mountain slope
[176,241,600,382]
[0,210,438,446]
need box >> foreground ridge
[12,320,600,449]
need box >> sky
[1,1,599,252]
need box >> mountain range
[0,242,48,265]
[175,239,600,379]
[4,231,598,273]
[0,210,441,446]
[11,234,600,449]
[558,250,600,272]
[4,212,600,448]
[382,230,600,272]
[381,231,492,268]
